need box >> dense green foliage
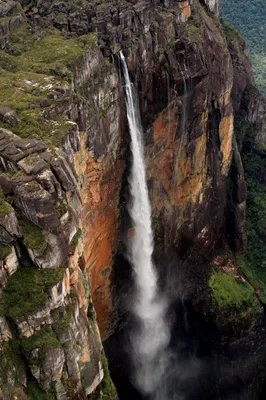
[209,267,260,328]
[25,379,55,400]
[22,325,60,358]
[0,266,64,318]
[209,270,257,308]
[234,118,266,302]
[20,216,46,249]
[220,0,266,94]
[0,200,11,217]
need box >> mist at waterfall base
[104,54,249,400]
[120,51,172,399]
[118,52,208,400]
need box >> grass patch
[5,25,96,77]
[0,267,65,318]
[0,200,11,217]
[0,26,96,146]
[209,270,257,308]
[21,325,60,358]
[209,269,260,328]
[20,217,46,249]
[52,304,73,336]
[56,201,68,218]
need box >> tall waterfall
[120,51,170,397]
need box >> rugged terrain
[0,0,265,399]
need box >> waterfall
[120,51,170,397]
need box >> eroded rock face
[203,0,219,15]
[0,46,116,398]
[0,0,265,398]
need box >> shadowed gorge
[0,0,265,399]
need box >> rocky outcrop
[202,0,220,15]
[0,0,265,398]
[0,23,117,396]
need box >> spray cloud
[120,51,170,397]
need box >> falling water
[120,51,170,397]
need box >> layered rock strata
[0,0,265,398]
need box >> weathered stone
[0,203,20,243]
[51,156,77,192]
[0,106,20,126]
[18,153,49,175]
[0,174,12,195]
[0,246,19,291]
[12,178,60,232]
[0,129,47,164]
[0,316,12,342]
[0,1,18,17]
[202,0,219,15]
[28,233,68,269]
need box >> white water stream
[120,51,170,397]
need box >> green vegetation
[0,24,96,146]
[220,0,266,94]
[184,0,204,42]
[0,68,72,146]
[52,305,73,336]
[234,118,266,302]
[25,379,55,400]
[56,201,68,218]
[22,325,60,359]
[0,200,11,217]
[0,340,25,386]
[20,217,46,249]
[209,269,260,328]
[70,228,82,252]
[209,270,258,308]
[88,352,116,400]
[0,267,64,318]
[4,24,96,77]
[220,20,239,45]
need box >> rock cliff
[0,0,265,399]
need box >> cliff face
[0,0,265,399]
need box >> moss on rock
[88,351,116,400]
[21,325,61,358]
[0,200,11,217]
[209,270,256,308]
[52,304,73,336]
[0,267,64,319]
[25,379,55,400]
[0,26,96,146]
[209,269,260,329]
[20,217,46,250]
[70,228,82,252]
[0,340,25,387]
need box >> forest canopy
[220,0,266,94]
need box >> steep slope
[0,0,265,399]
